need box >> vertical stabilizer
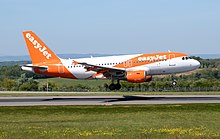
[23,31,60,65]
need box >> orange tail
[22,31,60,65]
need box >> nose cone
[192,59,200,69]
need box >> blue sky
[0,0,219,56]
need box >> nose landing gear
[171,75,177,87]
[171,80,177,86]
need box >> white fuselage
[60,54,200,79]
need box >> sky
[0,0,220,56]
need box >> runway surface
[0,95,220,106]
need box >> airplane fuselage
[23,52,199,80]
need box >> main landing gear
[109,80,121,91]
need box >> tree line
[0,57,220,92]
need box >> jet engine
[126,70,152,83]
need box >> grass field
[0,104,220,139]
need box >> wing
[78,62,125,78]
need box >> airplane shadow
[42,96,220,103]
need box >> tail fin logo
[25,33,52,59]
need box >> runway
[0,95,220,106]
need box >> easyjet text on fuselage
[138,55,167,62]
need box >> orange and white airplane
[22,31,200,90]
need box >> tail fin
[22,31,60,65]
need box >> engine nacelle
[126,70,152,83]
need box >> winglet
[72,60,78,65]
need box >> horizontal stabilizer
[21,64,48,72]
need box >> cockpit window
[182,56,191,60]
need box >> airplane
[21,31,200,90]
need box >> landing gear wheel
[171,80,177,86]
[109,84,115,91]
[115,83,121,90]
